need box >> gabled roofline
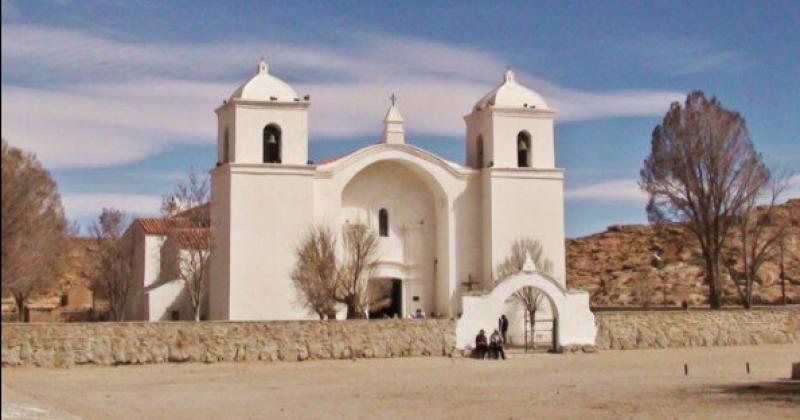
[315,142,477,180]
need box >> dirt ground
[2,344,798,420]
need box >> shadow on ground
[714,380,800,402]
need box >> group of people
[473,315,509,360]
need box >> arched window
[378,208,389,237]
[517,131,531,168]
[476,135,484,168]
[223,127,230,163]
[263,124,282,163]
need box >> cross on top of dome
[504,67,515,83]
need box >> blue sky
[2,0,798,237]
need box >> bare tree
[291,225,339,319]
[723,175,791,308]
[89,208,134,321]
[1,140,71,321]
[640,91,770,309]
[335,223,380,319]
[161,168,209,219]
[158,169,212,321]
[495,237,554,336]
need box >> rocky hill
[566,198,800,307]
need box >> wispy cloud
[783,174,800,200]
[61,193,161,221]
[2,24,685,169]
[627,36,750,75]
[565,179,648,203]
[565,174,799,206]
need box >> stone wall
[1,319,456,368]
[595,307,800,350]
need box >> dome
[473,69,549,112]
[229,59,299,102]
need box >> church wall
[226,167,315,320]
[209,169,232,320]
[449,178,483,314]
[233,105,309,165]
[487,171,567,285]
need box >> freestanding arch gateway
[455,254,597,349]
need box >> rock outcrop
[567,199,800,307]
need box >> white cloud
[61,193,161,220]
[565,179,648,203]
[2,24,686,169]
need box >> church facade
[208,59,566,321]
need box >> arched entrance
[455,259,597,349]
[341,160,441,318]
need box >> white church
[207,58,565,320]
[126,59,596,348]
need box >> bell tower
[464,69,555,170]
[215,58,310,166]
[210,59,316,321]
[465,68,566,288]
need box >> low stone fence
[595,307,800,350]
[1,319,456,368]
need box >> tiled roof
[134,203,210,235]
[169,228,210,248]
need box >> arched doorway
[502,286,557,352]
[341,160,440,318]
[455,263,597,350]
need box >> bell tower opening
[517,131,531,168]
[263,124,282,164]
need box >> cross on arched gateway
[455,262,597,350]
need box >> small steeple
[382,93,404,144]
[258,57,269,74]
[504,67,515,83]
[522,250,537,272]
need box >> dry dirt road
[2,344,798,419]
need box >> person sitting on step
[489,329,506,360]
[474,329,488,359]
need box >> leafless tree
[291,222,380,319]
[161,168,210,220]
[335,222,380,319]
[89,208,134,321]
[158,169,212,321]
[640,91,770,309]
[1,140,71,321]
[292,225,339,319]
[495,237,553,333]
[723,174,791,308]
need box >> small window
[476,135,484,168]
[171,310,180,321]
[517,131,531,168]
[379,208,389,237]
[60,294,69,307]
[263,124,282,163]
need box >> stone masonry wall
[595,307,800,350]
[1,319,456,368]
